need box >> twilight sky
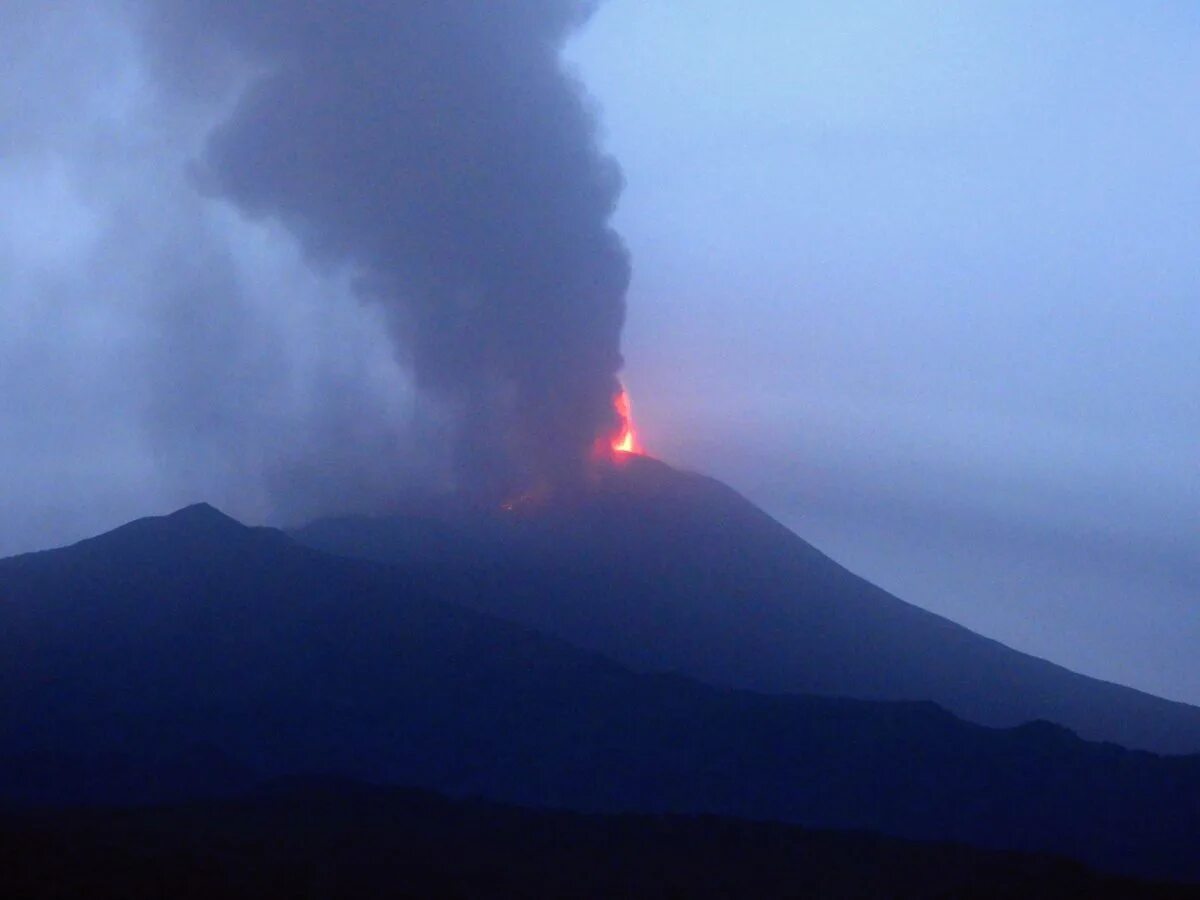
[2,2,1197,704]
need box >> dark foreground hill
[4,778,1195,900]
[294,455,1200,754]
[2,504,1199,882]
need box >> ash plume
[140,0,630,496]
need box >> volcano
[3,502,1200,883]
[293,454,1200,755]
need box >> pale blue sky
[566,1,1199,702]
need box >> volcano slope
[4,778,1196,899]
[293,454,1200,755]
[2,504,1200,883]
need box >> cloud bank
[0,0,627,553]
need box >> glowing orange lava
[611,386,642,455]
[502,385,643,511]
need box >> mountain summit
[3,501,1200,881]
[294,455,1200,755]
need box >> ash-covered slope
[294,455,1200,754]
[2,503,1200,882]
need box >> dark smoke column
[151,1,629,496]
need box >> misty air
[2,2,1198,897]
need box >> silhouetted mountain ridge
[2,503,1199,881]
[4,777,1195,899]
[293,455,1200,754]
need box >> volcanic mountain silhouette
[293,454,1200,755]
[5,778,1196,899]
[2,501,1200,882]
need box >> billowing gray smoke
[143,0,629,496]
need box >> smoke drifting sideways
[140,0,631,499]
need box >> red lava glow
[610,386,643,456]
[504,384,645,511]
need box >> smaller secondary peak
[57,502,254,561]
[152,504,250,540]
[164,502,246,530]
